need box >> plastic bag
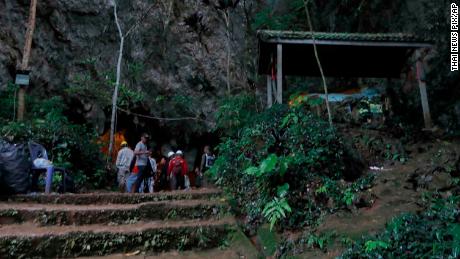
[126,173,138,192]
[33,158,52,168]
[0,140,31,194]
[184,175,190,190]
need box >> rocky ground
[280,134,460,258]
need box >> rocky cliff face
[3,0,457,139]
[0,0,255,137]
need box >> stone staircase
[0,188,235,258]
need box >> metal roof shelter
[257,30,434,128]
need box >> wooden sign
[15,70,30,86]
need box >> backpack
[205,154,215,168]
[171,158,183,176]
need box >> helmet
[176,150,183,155]
[121,141,128,146]
[167,151,175,158]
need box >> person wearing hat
[167,150,188,190]
[131,133,152,193]
[115,141,134,192]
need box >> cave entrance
[114,109,219,170]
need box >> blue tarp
[310,87,381,103]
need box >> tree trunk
[108,2,124,162]
[17,0,38,121]
[303,0,333,127]
[107,1,155,162]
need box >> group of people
[115,133,215,193]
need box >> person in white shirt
[131,133,152,193]
[115,141,134,192]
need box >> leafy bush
[340,195,460,258]
[252,0,310,31]
[0,83,18,123]
[210,98,366,230]
[214,94,257,137]
[0,96,106,189]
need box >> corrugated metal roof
[258,30,429,43]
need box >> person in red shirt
[167,150,188,190]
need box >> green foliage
[245,154,289,177]
[0,83,18,123]
[304,231,336,251]
[170,94,199,116]
[262,184,292,231]
[66,72,111,106]
[342,188,354,206]
[210,95,367,230]
[214,94,257,137]
[263,196,292,231]
[252,0,305,30]
[66,69,145,109]
[340,195,460,258]
[364,240,388,253]
[0,96,105,189]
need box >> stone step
[0,217,235,258]
[0,199,227,226]
[77,229,262,259]
[0,188,221,205]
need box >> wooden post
[17,0,38,121]
[416,50,432,129]
[418,80,432,129]
[276,44,283,104]
[267,75,273,108]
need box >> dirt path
[318,162,421,238]
[297,140,460,258]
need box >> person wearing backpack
[167,150,188,190]
[198,145,215,188]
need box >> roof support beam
[416,49,433,129]
[263,39,433,48]
[276,44,283,104]
[267,75,273,108]
[419,80,432,129]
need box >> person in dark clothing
[158,151,174,191]
[198,145,215,188]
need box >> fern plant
[262,184,292,231]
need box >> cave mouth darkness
[112,107,219,171]
[64,97,219,171]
